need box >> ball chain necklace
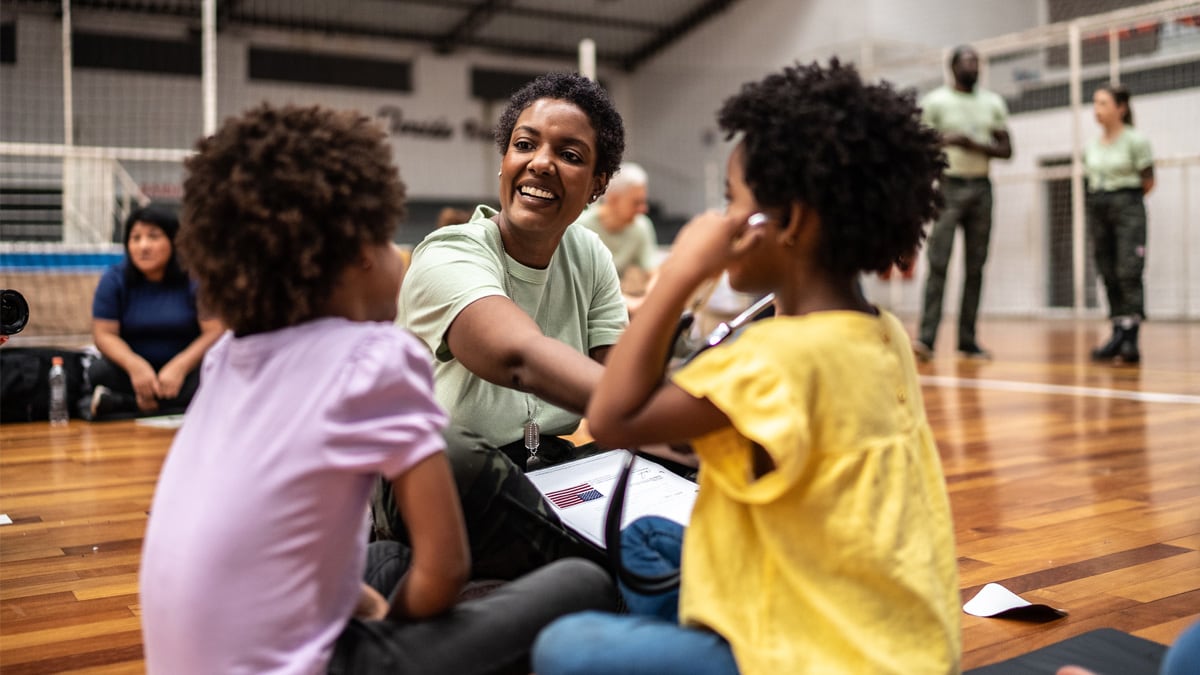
[497,224,541,463]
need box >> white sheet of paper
[0,514,12,525]
[135,414,186,429]
[526,450,698,548]
[963,582,1067,619]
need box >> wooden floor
[1,318,1198,673]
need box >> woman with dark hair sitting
[83,204,224,419]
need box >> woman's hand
[354,582,390,621]
[157,360,188,400]
[128,359,162,405]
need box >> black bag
[0,347,88,423]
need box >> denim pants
[532,517,740,675]
[918,176,994,349]
[328,541,617,675]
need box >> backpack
[0,347,88,423]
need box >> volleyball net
[2,0,1198,346]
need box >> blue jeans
[1162,617,1200,675]
[532,517,739,675]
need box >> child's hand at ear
[661,210,763,286]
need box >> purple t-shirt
[140,318,447,675]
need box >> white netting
[2,0,1198,347]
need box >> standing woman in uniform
[1085,84,1153,364]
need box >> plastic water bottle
[49,356,69,427]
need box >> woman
[1085,84,1153,364]
[375,72,629,580]
[85,204,223,419]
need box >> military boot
[1091,321,1123,361]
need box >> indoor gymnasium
[1,0,1198,673]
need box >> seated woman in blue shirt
[84,204,224,420]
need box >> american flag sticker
[545,483,605,509]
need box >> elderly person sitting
[574,162,659,310]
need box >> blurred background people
[913,45,1012,362]
[575,162,659,312]
[1085,84,1153,365]
[436,206,472,229]
[83,204,223,420]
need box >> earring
[497,171,502,178]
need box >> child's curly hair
[494,72,625,181]
[178,103,406,335]
[718,59,945,276]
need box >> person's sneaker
[912,340,934,363]
[958,343,993,361]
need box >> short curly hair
[718,59,945,276]
[178,103,406,335]
[494,72,625,181]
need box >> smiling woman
[376,72,628,581]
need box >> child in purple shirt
[139,103,615,675]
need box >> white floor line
[919,375,1200,405]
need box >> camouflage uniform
[372,425,606,581]
[918,176,993,349]
[1087,188,1146,319]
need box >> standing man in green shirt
[914,45,1012,361]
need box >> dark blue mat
[966,628,1167,675]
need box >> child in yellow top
[533,60,961,674]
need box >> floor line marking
[919,375,1200,405]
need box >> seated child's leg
[372,425,604,580]
[331,558,616,675]
[619,516,684,621]
[532,611,738,675]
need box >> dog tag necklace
[499,232,541,463]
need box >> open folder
[526,449,699,549]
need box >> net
[2,0,1198,349]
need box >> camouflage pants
[1087,188,1146,319]
[371,425,606,581]
[919,176,993,349]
